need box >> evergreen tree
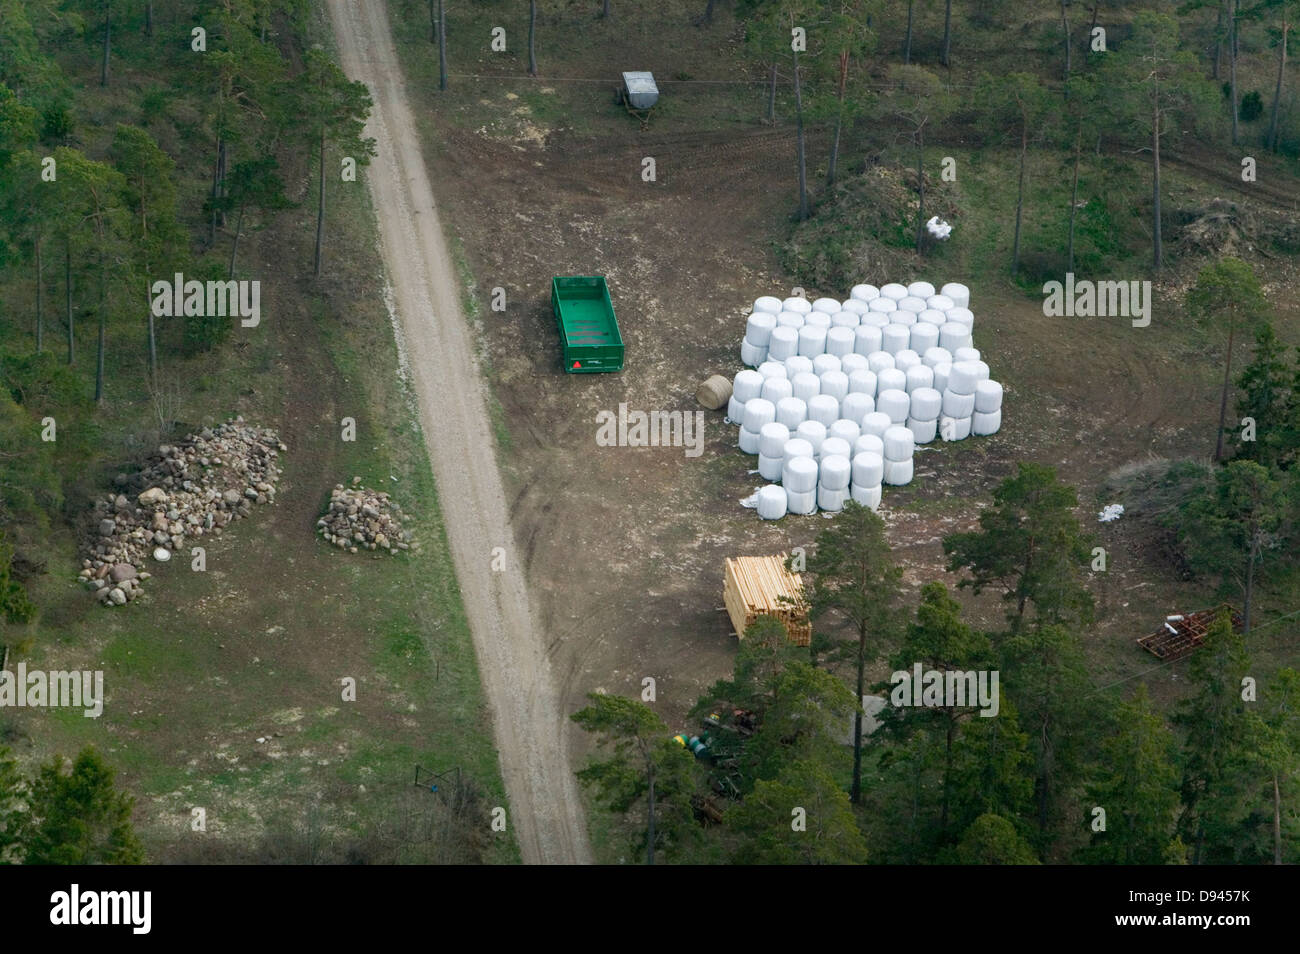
[24,747,143,864]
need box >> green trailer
[551,275,624,373]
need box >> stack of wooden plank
[723,555,812,647]
[1137,604,1244,660]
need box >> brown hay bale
[696,374,732,410]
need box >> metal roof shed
[621,71,659,110]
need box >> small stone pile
[79,418,285,606]
[317,478,414,555]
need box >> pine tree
[24,747,143,864]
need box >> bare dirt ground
[327,0,591,864]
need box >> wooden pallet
[723,554,812,647]
[1137,604,1244,661]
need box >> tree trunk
[1215,309,1236,461]
[1230,1,1240,144]
[767,63,777,123]
[65,240,73,365]
[95,258,106,405]
[229,204,245,280]
[941,716,955,830]
[146,1,153,38]
[429,0,437,43]
[216,140,227,229]
[1273,772,1282,864]
[915,123,926,252]
[34,234,43,353]
[528,1,537,76]
[1060,0,1071,83]
[1012,117,1027,272]
[146,281,157,378]
[1214,0,1225,79]
[703,0,715,24]
[1151,93,1162,270]
[904,1,914,64]
[826,52,848,188]
[793,53,809,221]
[1067,125,1082,272]
[942,0,953,66]
[314,127,326,276]
[101,0,111,87]
[850,624,867,804]
[604,0,612,18]
[1243,528,1255,634]
[645,761,656,865]
[1267,19,1289,153]
[209,138,221,245]
[438,0,448,90]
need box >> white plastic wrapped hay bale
[910,322,940,354]
[932,363,951,393]
[791,371,821,403]
[908,386,942,421]
[819,370,849,402]
[743,398,777,433]
[876,388,911,424]
[784,354,814,377]
[812,354,841,376]
[758,453,784,481]
[817,485,849,512]
[746,312,776,348]
[786,488,818,515]
[807,394,840,428]
[947,361,981,395]
[830,311,860,329]
[953,346,981,363]
[868,296,898,314]
[813,296,840,314]
[851,482,883,511]
[804,313,832,331]
[883,457,914,485]
[840,392,874,424]
[727,395,744,422]
[758,360,787,381]
[842,299,872,315]
[734,369,764,403]
[783,296,812,314]
[740,338,766,366]
[939,414,972,441]
[798,324,827,357]
[767,325,799,360]
[892,313,918,329]
[867,351,896,375]
[754,296,783,315]
[776,396,808,430]
[776,310,806,329]
[795,420,827,456]
[853,433,885,457]
[759,421,791,459]
[840,353,869,374]
[819,454,851,491]
[826,326,855,357]
[760,376,793,404]
[860,312,891,328]
[782,437,814,469]
[918,308,947,328]
[940,282,969,309]
[971,360,990,382]
[738,427,761,454]
[938,322,972,352]
[876,368,907,394]
[898,296,927,315]
[861,411,892,439]
[926,294,954,312]
[883,425,915,461]
[905,364,934,393]
[782,455,819,494]
[894,349,921,373]
[972,409,1002,436]
[908,280,936,299]
[881,282,908,300]
[756,484,787,519]
[882,324,911,355]
[907,416,938,443]
[848,369,878,397]
[945,307,974,331]
[828,418,861,446]
[923,346,953,369]
[854,325,884,356]
[852,451,884,487]
[942,389,976,418]
[974,380,1003,413]
[850,283,880,302]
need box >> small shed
[723,554,812,646]
[1137,604,1244,661]
[621,71,659,110]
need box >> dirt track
[326,0,591,864]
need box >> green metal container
[552,275,624,373]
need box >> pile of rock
[317,479,414,555]
[78,418,285,606]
